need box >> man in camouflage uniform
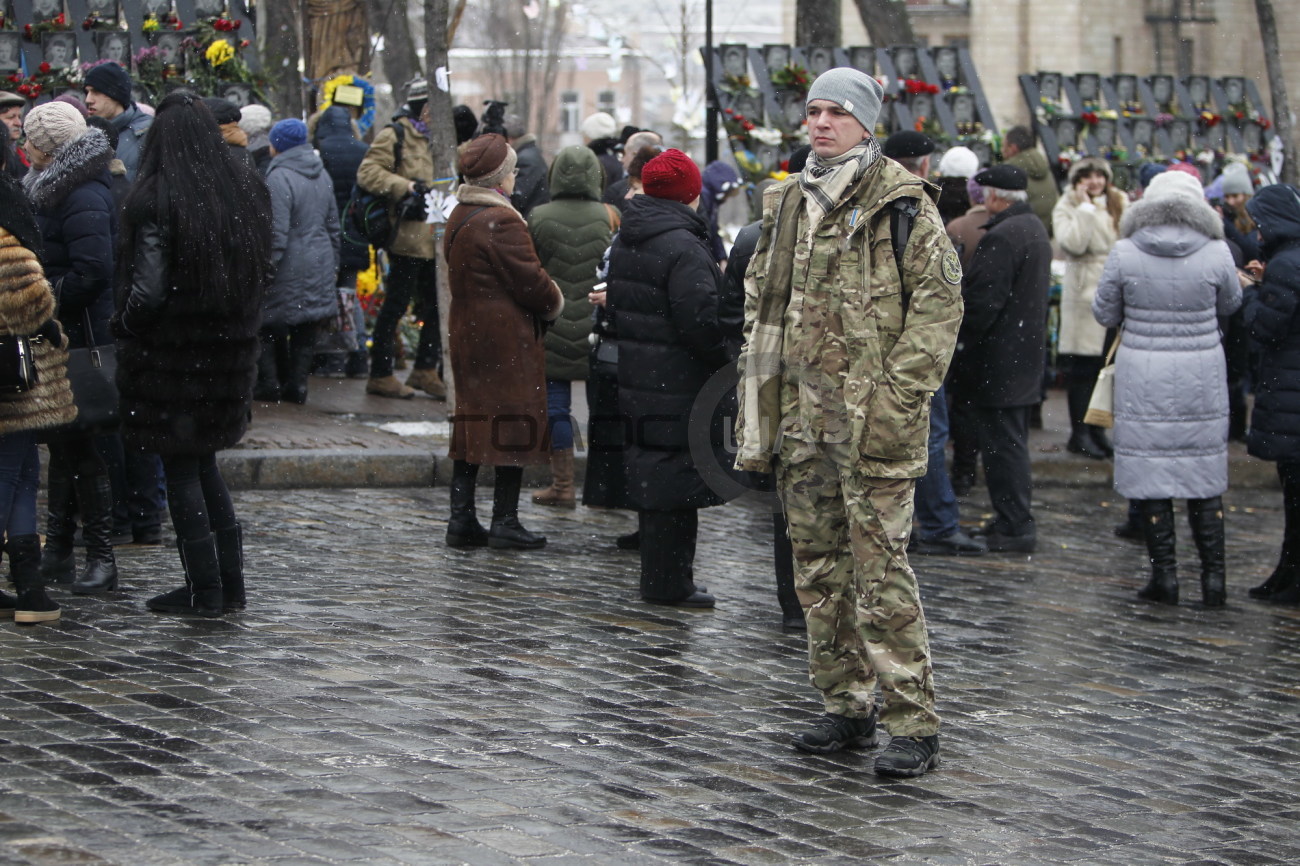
[735,68,964,777]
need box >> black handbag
[0,333,38,396]
[59,309,120,434]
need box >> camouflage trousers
[776,439,940,737]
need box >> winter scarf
[799,137,881,232]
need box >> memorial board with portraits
[889,45,918,81]
[847,46,875,76]
[150,30,187,69]
[933,46,960,88]
[42,32,77,69]
[95,31,131,66]
[0,32,21,74]
[804,46,834,77]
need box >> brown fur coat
[0,228,76,435]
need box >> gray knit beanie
[806,67,884,133]
[1220,163,1253,197]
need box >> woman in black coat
[607,150,730,608]
[1243,184,1300,603]
[21,102,120,595]
[113,93,273,618]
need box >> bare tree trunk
[424,0,458,407]
[1255,0,1297,184]
[368,0,419,96]
[263,0,306,117]
[305,0,369,83]
[534,1,568,149]
[796,0,841,47]
[851,0,914,46]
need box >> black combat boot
[1188,497,1226,608]
[40,460,77,584]
[1137,499,1179,605]
[214,523,246,611]
[71,474,119,594]
[875,734,941,777]
[10,535,60,624]
[792,710,878,753]
[446,460,489,548]
[146,536,223,618]
[488,466,546,549]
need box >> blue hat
[1138,162,1167,189]
[269,118,307,153]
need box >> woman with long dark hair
[113,93,273,617]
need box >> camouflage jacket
[734,157,964,479]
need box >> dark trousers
[258,321,325,402]
[914,385,959,539]
[370,254,440,379]
[1278,461,1300,568]
[974,405,1035,537]
[160,453,237,543]
[639,508,699,602]
[949,384,979,486]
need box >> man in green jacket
[1002,125,1059,237]
[735,68,963,777]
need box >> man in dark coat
[82,63,152,182]
[958,164,1052,552]
[608,149,729,608]
[1,90,29,181]
[506,115,550,219]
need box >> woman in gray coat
[256,119,341,404]
[1093,170,1241,607]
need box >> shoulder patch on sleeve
[942,249,962,285]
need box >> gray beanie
[806,67,884,134]
[1220,162,1253,197]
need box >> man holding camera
[357,77,445,400]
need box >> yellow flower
[356,249,379,297]
[205,39,234,67]
[142,16,160,32]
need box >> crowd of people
[3,59,1300,778]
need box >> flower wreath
[321,74,376,134]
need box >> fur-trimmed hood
[1121,192,1224,257]
[22,128,113,211]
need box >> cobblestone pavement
[1,486,1297,866]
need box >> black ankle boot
[488,467,545,549]
[10,534,60,624]
[71,474,119,595]
[1188,497,1226,607]
[40,461,77,584]
[1137,499,1179,604]
[446,460,488,548]
[147,536,223,618]
[1088,425,1114,458]
[214,523,246,611]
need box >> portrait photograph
[908,91,933,122]
[727,89,763,126]
[1149,75,1174,107]
[32,0,64,20]
[948,91,977,126]
[222,83,253,108]
[1037,71,1061,103]
[719,44,747,79]
[1093,117,1116,147]
[933,46,959,84]
[805,46,834,77]
[1242,122,1263,153]
[1053,116,1078,149]
[848,46,875,76]
[1199,119,1225,151]
[193,0,227,17]
[1166,119,1192,150]
[150,30,187,69]
[141,0,172,18]
[890,46,917,80]
[1222,76,1246,106]
[95,31,130,66]
[1074,73,1100,104]
[1131,118,1155,151]
[1113,74,1138,106]
[0,32,22,74]
[762,44,790,73]
[85,0,119,21]
[1186,75,1210,109]
[42,32,77,69]
[780,90,805,127]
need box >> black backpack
[345,123,406,249]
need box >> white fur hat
[580,111,617,141]
[938,146,980,179]
[1144,169,1205,204]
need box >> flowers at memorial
[205,39,234,67]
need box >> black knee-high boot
[40,458,77,584]
[446,460,488,548]
[70,474,119,594]
[214,523,246,610]
[489,466,545,549]
[1187,497,1226,607]
[1137,499,1179,604]
[1253,462,1300,599]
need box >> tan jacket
[356,117,436,259]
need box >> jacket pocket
[858,375,930,462]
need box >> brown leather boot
[405,367,447,400]
[532,449,576,508]
[366,375,415,399]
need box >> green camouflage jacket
[734,156,964,479]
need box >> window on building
[597,90,616,116]
[560,91,580,133]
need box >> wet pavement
[1,484,1297,865]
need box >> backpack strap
[446,206,491,252]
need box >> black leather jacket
[113,219,168,339]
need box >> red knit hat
[642,149,702,205]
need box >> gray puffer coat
[1093,192,1241,500]
[264,143,341,327]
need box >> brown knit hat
[458,133,517,188]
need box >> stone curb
[217,446,1280,491]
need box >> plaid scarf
[799,138,881,230]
